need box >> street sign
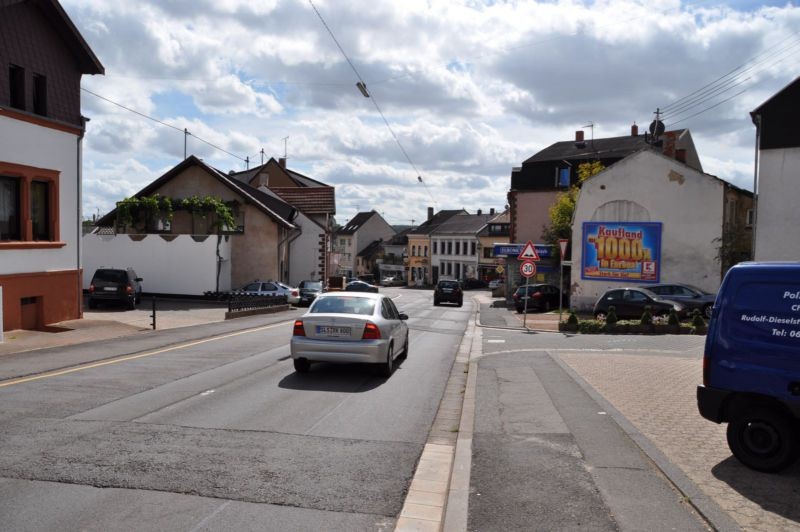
[558,239,568,260]
[495,265,505,274]
[517,240,541,261]
[520,260,537,278]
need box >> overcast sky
[66,0,800,227]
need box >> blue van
[698,262,800,472]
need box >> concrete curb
[549,353,741,532]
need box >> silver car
[290,292,409,376]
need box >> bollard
[151,296,156,330]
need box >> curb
[550,353,741,532]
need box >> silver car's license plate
[317,326,351,337]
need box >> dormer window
[33,74,47,116]
[9,64,25,110]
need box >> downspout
[77,118,86,318]
[751,114,761,260]
[277,212,301,283]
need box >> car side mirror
[399,313,409,321]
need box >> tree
[541,161,605,254]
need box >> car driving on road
[290,292,409,376]
[433,280,463,307]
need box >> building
[406,208,466,286]
[333,211,395,278]
[569,149,752,311]
[89,156,298,294]
[430,212,495,283]
[229,157,336,285]
[477,209,510,281]
[378,228,411,283]
[1,0,103,331]
[750,76,800,260]
[508,125,702,244]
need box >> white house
[0,0,103,331]
[334,211,395,278]
[569,149,752,311]
[751,76,800,261]
[430,213,494,283]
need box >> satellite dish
[649,119,665,137]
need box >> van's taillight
[126,285,133,294]
[702,355,710,386]
[362,322,381,340]
[293,320,305,336]
[88,284,95,293]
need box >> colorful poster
[581,222,662,283]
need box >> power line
[308,0,438,209]
[81,87,247,163]
[666,88,748,128]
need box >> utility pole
[282,136,289,159]
[260,148,265,165]
[183,128,189,159]
[245,156,249,170]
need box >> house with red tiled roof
[229,157,336,285]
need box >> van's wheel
[127,297,136,310]
[703,304,713,319]
[378,344,394,377]
[293,358,310,373]
[726,407,800,472]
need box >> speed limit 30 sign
[520,260,537,278]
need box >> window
[746,209,754,227]
[9,64,25,110]
[455,241,460,255]
[433,241,438,254]
[483,247,492,259]
[412,245,417,256]
[447,241,452,255]
[626,290,649,302]
[30,181,50,240]
[33,74,47,116]
[0,176,21,240]
[471,242,476,255]
[456,263,461,278]
[424,245,428,257]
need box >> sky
[65,0,800,227]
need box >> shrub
[578,320,607,334]
[691,308,706,328]
[567,311,578,325]
[668,308,680,325]
[606,305,618,326]
[640,305,653,325]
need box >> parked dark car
[344,280,379,293]
[297,280,324,306]
[512,283,563,313]
[462,278,488,290]
[87,268,143,310]
[593,287,685,319]
[434,280,463,307]
[645,283,717,319]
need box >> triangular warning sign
[517,240,540,261]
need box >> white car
[290,292,409,376]
[237,280,292,298]
[489,279,504,289]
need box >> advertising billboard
[581,222,662,283]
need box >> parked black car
[645,283,716,319]
[512,283,563,313]
[462,278,488,290]
[297,280,323,306]
[344,280,379,293]
[434,280,463,307]
[593,287,686,319]
[88,268,143,310]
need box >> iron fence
[228,294,287,313]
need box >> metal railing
[228,294,287,313]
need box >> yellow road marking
[0,320,292,389]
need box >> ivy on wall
[115,194,236,233]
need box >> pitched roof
[432,213,494,235]
[478,210,510,236]
[2,0,104,74]
[270,187,335,215]
[357,238,384,258]
[387,227,413,246]
[409,209,467,236]
[95,155,295,228]
[751,76,800,118]
[338,211,379,235]
[524,130,686,164]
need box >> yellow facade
[406,234,432,286]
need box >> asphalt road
[0,288,468,532]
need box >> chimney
[427,207,434,221]
[278,157,286,168]
[477,209,482,215]
[490,208,495,215]
[631,123,639,137]
[575,130,584,142]
[675,148,687,164]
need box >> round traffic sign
[520,260,537,278]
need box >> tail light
[293,320,305,336]
[88,284,95,293]
[362,322,381,340]
[292,290,299,297]
[532,292,542,299]
[126,285,133,294]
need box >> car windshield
[300,281,322,290]
[93,269,127,283]
[439,281,459,289]
[310,296,376,315]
